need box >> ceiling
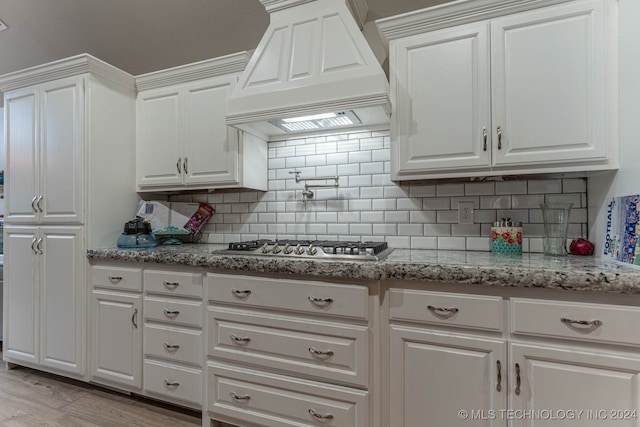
[0,0,448,79]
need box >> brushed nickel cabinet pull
[427,305,459,316]
[31,196,38,213]
[108,275,123,282]
[497,126,502,150]
[515,363,521,395]
[177,157,182,174]
[163,308,180,318]
[36,238,43,254]
[231,289,252,298]
[230,391,251,402]
[163,280,179,289]
[230,334,251,345]
[308,296,333,307]
[36,195,43,212]
[483,127,488,151]
[183,157,188,175]
[131,308,138,329]
[309,408,334,421]
[561,317,603,327]
[496,360,502,392]
[31,238,38,254]
[309,347,334,358]
[163,379,179,387]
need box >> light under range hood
[225,0,390,141]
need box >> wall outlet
[458,202,475,224]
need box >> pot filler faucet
[290,170,340,203]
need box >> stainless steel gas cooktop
[214,240,393,261]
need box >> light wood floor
[0,344,202,427]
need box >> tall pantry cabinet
[0,54,139,377]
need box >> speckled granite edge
[87,245,640,294]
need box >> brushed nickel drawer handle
[230,334,251,345]
[163,281,179,289]
[163,379,179,387]
[561,317,603,327]
[308,296,333,307]
[163,342,180,350]
[427,305,459,316]
[309,408,334,421]
[230,391,251,402]
[309,347,334,358]
[231,289,252,298]
[108,275,123,282]
[163,308,180,318]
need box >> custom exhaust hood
[225,0,390,141]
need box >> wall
[589,0,640,253]
[173,130,587,252]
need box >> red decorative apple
[569,238,595,256]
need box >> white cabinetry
[90,264,143,389]
[386,287,640,427]
[378,0,618,180]
[388,289,506,427]
[136,52,267,192]
[0,55,138,378]
[206,273,372,427]
[142,268,204,409]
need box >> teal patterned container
[491,219,522,255]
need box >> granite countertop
[87,244,640,294]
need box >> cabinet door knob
[308,296,333,307]
[497,126,503,150]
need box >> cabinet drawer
[144,297,203,328]
[144,324,202,365]
[208,362,369,427]
[208,273,368,320]
[144,360,202,406]
[144,270,203,298]
[389,289,503,331]
[92,265,142,291]
[209,307,369,387]
[512,298,640,347]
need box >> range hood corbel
[225,0,390,141]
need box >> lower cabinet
[206,273,373,427]
[387,288,640,427]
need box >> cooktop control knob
[272,243,282,254]
[261,243,271,253]
[306,245,317,255]
[294,244,305,255]
[283,243,293,254]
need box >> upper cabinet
[378,0,618,181]
[135,52,267,192]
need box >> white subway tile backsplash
[175,131,587,252]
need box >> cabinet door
[511,342,640,427]
[391,23,491,179]
[39,76,84,223]
[136,86,183,187]
[390,326,507,427]
[3,226,39,364]
[4,87,39,223]
[183,76,240,186]
[39,226,83,374]
[491,0,609,166]
[91,290,142,389]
